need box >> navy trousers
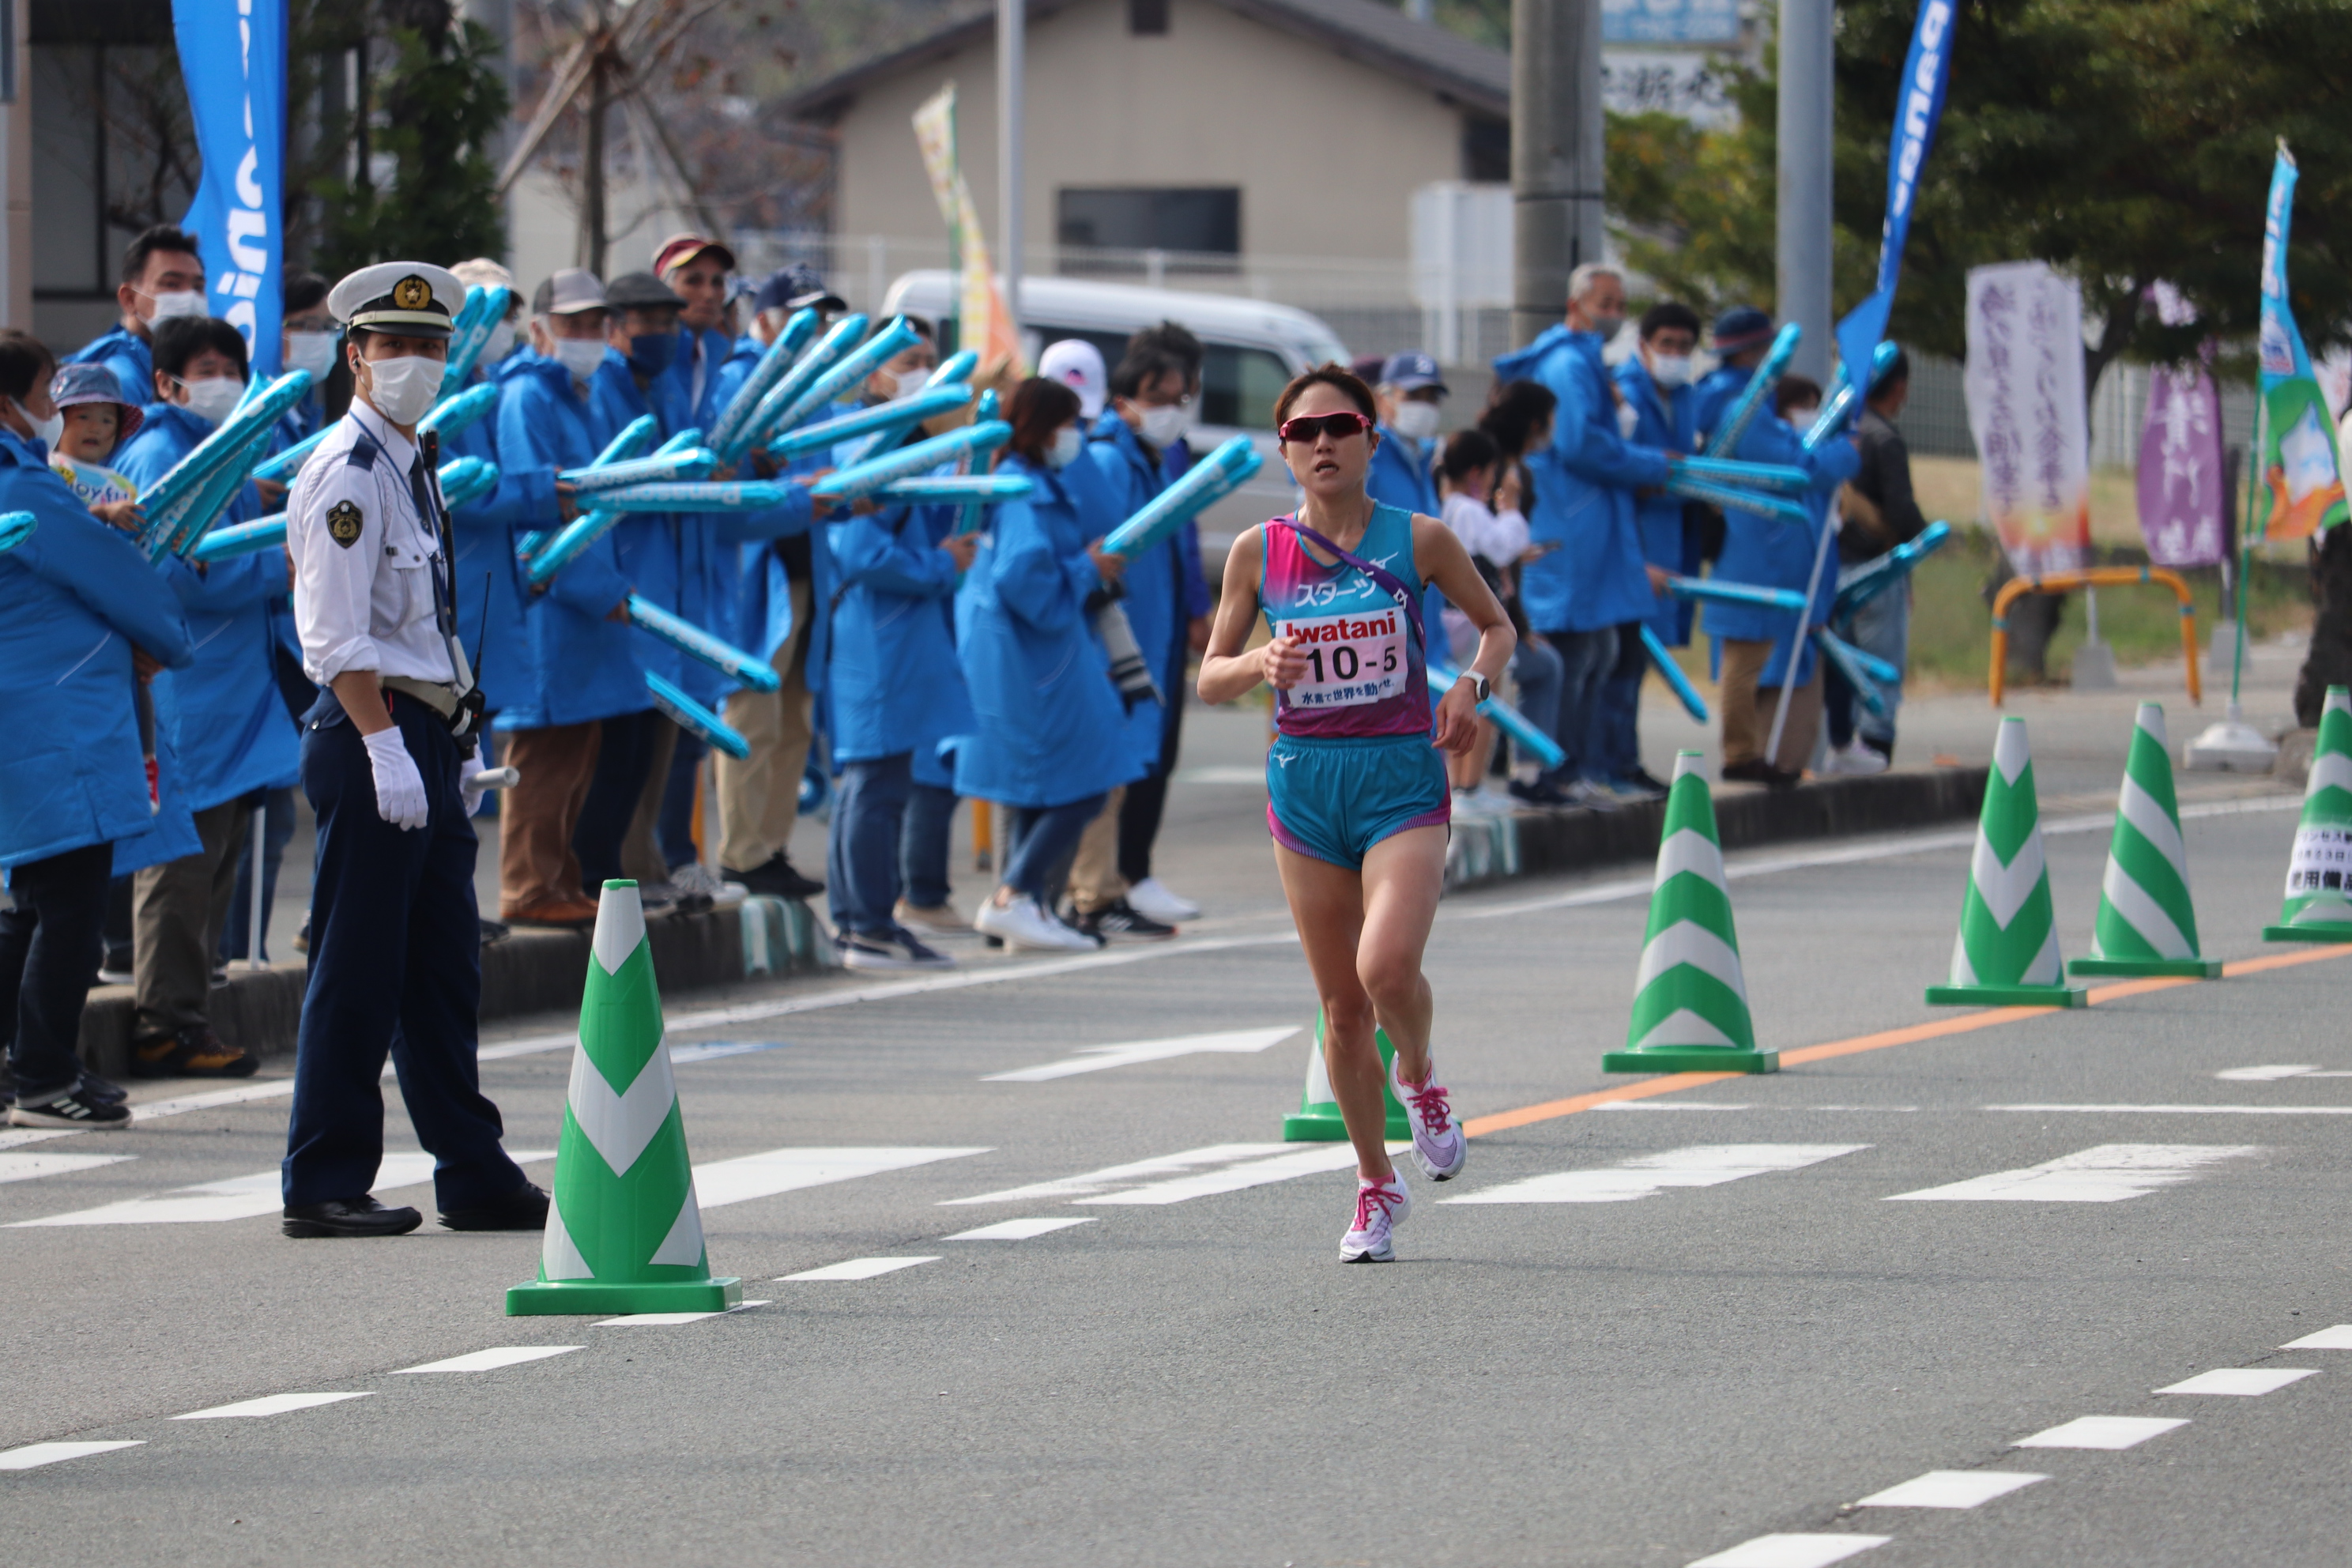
[282,691,523,1209]
[827,752,914,937]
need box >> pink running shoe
[1340,1174,1411,1263]
[1389,1054,1467,1181]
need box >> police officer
[279,263,546,1238]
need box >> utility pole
[1510,0,1605,349]
[997,0,1025,343]
[1776,0,1834,382]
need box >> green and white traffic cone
[1280,1011,1410,1141]
[1604,750,1776,1073]
[2264,684,2352,943]
[508,881,742,1316]
[2070,703,2224,978]
[1927,717,2088,1008]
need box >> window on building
[1462,115,1510,183]
[1057,187,1241,273]
[1128,0,1169,36]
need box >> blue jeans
[827,753,914,937]
[903,782,956,910]
[1508,635,1563,773]
[1596,623,1647,782]
[1003,795,1106,902]
[1826,583,1910,751]
[1544,628,1617,784]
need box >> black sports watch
[1468,673,1491,704]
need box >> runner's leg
[1355,824,1447,1085]
[1271,843,1388,1182]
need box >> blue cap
[753,266,846,316]
[1379,352,1447,394]
[1711,307,1774,356]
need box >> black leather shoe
[439,1182,550,1232]
[282,1196,424,1238]
[729,854,824,900]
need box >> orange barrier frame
[1988,565,2201,707]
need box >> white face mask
[18,401,62,453]
[1648,353,1694,390]
[285,331,339,381]
[178,375,246,427]
[1390,400,1442,442]
[553,336,607,382]
[360,355,446,427]
[147,288,206,322]
[1784,405,1821,429]
[1136,402,1189,447]
[1046,424,1084,469]
[481,319,517,367]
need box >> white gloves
[461,764,518,819]
[362,727,430,831]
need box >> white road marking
[2157,1367,2316,1396]
[1886,1144,2260,1203]
[0,1440,144,1470]
[982,1026,1300,1083]
[1687,1533,1888,1567]
[1445,1144,1868,1205]
[669,1040,790,1065]
[0,1152,136,1185]
[2215,1065,2320,1080]
[1988,1103,2352,1116]
[942,1217,1099,1240]
[394,1346,583,1374]
[6,1149,554,1227]
[692,1147,990,1212]
[1854,1470,2046,1509]
[0,1128,85,1152]
[941,1144,1293,1206]
[2282,1325,2352,1350]
[1073,1144,1378,1205]
[2014,1415,2187,1450]
[173,1391,373,1419]
[779,1256,938,1280]
[592,1301,770,1326]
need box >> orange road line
[1465,944,2352,1140]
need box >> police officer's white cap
[329,262,464,338]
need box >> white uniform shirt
[288,402,456,688]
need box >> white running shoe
[1340,1174,1412,1263]
[1126,876,1201,924]
[1389,1054,1467,1181]
[972,894,1102,952]
[1826,737,1890,776]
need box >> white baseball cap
[1038,338,1107,420]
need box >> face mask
[1784,405,1821,429]
[1390,400,1442,442]
[886,369,932,403]
[19,401,62,453]
[1136,402,1189,447]
[1648,353,1694,390]
[285,331,339,381]
[553,336,607,382]
[481,319,517,366]
[178,375,246,426]
[360,355,445,427]
[627,332,677,378]
[1588,313,1626,343]
[148,289,205,322]
[1046,424,1084,469]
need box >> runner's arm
[1197,526,1305,703]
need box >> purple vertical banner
[2135,362,2226,567]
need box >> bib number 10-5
[1284,607,1406,710]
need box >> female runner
[1198,365,1514,1261]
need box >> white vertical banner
[1964,261,2091,577]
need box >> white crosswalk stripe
[174,1392,372,1419]
[1687,1533,1887,1567]
[982,1027,1299,1083]
[692,1147,989,1212]
[0,1440,143,1471]
[1446,1144,1868,1205]
[1886,1144,2260,1203]
[0,1151,136,1185]
[2013,1415,2186,1449]
[1853,1470,2045,1509]
[780,1257,937,1280]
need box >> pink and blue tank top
[1259,501,1432,741]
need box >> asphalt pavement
[3,650,2344,1566]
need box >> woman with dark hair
[1197,364,1513,1263]
[955,377,1136,951]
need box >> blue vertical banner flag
[1833,0,1954,395]
[174,0,286,377]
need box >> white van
[879,271,1350,550]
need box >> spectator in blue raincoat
[1489,263,1672,808]
[492,268,642,927]
[0,330,195,1126]
[1605,301,1706,798]
[1690,307,1779,454]
[115,316,297,1082]
[959,378,1136,955]
[62,225,206,413]
[439,259,548,721]
[1703,376,1859,783]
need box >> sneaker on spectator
[1615,767,1671,800]
[1720,758,1800,788]
[670,861,744,908]
[130,1026,258,1080]
[95,963,134,986]
[1126,876,1200,924]
[1508,777,1570,808]
[1825,737,1890,776]
[833,927,956,971]
[635,880,703,917]
[1562,778,1623,812]
[9,1087,131,1129]
[894,899,970,937]
[1070,899,1176,943]
[77,1072,128,1106]
[730,854,824,900]
[974,895,1102,952]
[1340,1174,1411,1263]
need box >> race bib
[1282,605,1407,710]
[2285,826,2352,895]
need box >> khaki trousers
[499,721,601,914]
[1719,638,1822,772]
[1066,786,1128,914]
[715,577,815,875]
[132,797,247,1039]
[621,715,681,884]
